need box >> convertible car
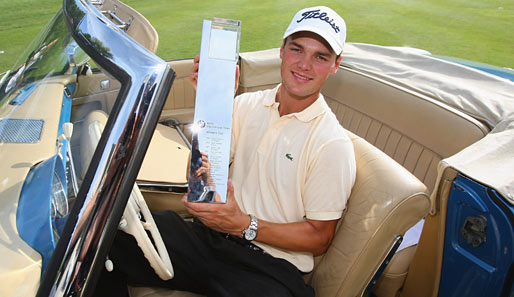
[1,0,513,297]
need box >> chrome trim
[137,181,189,189]
[137,182,189,195]
[88,0,104,5]
[101,5,133,31]
[37,0,175,296]
[99,79,110,90]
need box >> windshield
[0,6,121,282]
[0,0,174,295]
[0,11,91,102]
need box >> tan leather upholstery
[129,132,429,297]
[322,69,488,193]
[321,68,486,297]
[161,59,197,124]
[136,123,191,217]
[401,167,459,297]
[79,110,108,179]
[372,246,417,297]
[239,49,281,93]
[137,123,190,185]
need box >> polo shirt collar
[263,84,330,122]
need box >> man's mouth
[292,71,312,82]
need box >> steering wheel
[83,110,174,280]
[118,184,174,280]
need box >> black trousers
[95,210,315,297]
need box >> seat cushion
[137,123,190,185]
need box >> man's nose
[297,55,311,70]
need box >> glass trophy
[187,18,241,203]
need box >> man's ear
[331,55,343,74]
[280,37,289,60]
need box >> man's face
[279,31,341,100]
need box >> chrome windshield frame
[36,0,175,296]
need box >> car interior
[69,0,493,296]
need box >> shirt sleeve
[303,137,356,220]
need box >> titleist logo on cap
[297,9,340,33]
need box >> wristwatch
[242,214,258,241]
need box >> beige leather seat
[79,110,109,179]
[129,131,430,297]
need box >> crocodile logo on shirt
[285,153,293,161]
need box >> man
[96,6,355,297]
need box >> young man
[97,6,355,297]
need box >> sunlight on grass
[0,0,512,71]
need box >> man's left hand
[183,179,249,237]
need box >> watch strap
[242,214,258,240]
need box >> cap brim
[283,25,343,55]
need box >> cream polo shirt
[230,85,356,272]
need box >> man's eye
[317,56,328,62]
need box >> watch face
[244,229,257,241]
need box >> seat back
[79,110,108,179]
[161,59,197,125]
[239,49,282,93]
[322,69,488,194]
[305,132,429,297]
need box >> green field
[0,0,512,72]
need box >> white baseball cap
[283,6,347,55]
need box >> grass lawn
[0,0,512,72]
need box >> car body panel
[0,75,75,297]
[439,174,514,297]
[17,154,67,273]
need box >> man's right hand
[188,54,240,94]
[188,55,200,90]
